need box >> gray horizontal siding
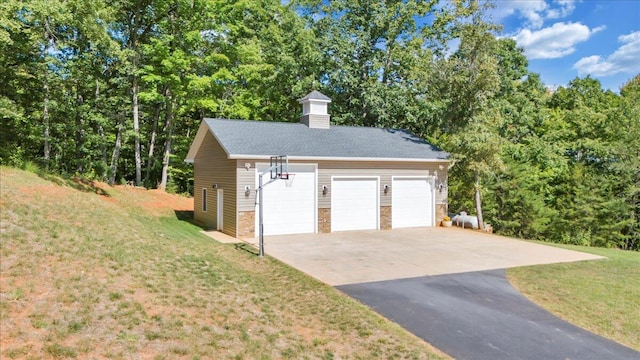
[301,114,330,129]
[236,159,448,211]
[317,161,447,208]
[193,132,237,236]
[237,161,256,212]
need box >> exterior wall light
[212,184,218,189]
[245,186,251,196]
[322,185,328,195]
[384,184,389,194]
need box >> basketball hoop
[282,173,295,187]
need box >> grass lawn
[507,243,640,351]
[0,167,447,359]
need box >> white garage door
[332,177,378,232]
[392,177,434,228]
[256,164,316,236]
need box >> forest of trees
[1,0,638,250]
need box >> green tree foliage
[1,0,638,250]
[298,0,464,130]
[610,75,640,249]
[1,0,315,190]
[435,5,503,230]
[483,74,640,250]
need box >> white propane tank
[452,211,479,229]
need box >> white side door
[217,189,224,231]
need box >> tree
[211,0,319,122]
[613,74,640,249]
[436,4,502,230]
[545,77,631,248]
[0,0,66,168]
[299,0,456,128]
[112,0,170,186]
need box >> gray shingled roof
[298,90,331,102]
[204,118,450,160]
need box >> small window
[202,188,207,212]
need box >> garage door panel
[256,165,316,236]
[332,178,378,232]
[392,178,433,228]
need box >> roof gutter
[226,154,451,163]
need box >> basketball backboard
[270,155,288,179]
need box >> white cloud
[573,31,640,76]
[492,0,547,29]
[547,0,577,19]
[492,0,577,29]
[514,22,604,59]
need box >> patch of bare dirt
[108,186,194,216]
[18,185,72,198]
[294,324,318,341]
[142,189,193,213]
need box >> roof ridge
[205,118,303,125]
[205,118,414,132]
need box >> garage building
[185,91,450,238]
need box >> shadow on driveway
[338,269,639,360]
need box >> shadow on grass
[172,210,211,232]
[235,242,259,256]
[174,210,195,222]
[35,170,111,197]
[69,177,110,196]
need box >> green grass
[0,167,447,359]
[508,244,640,350]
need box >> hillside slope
[0,167,445,359]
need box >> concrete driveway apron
[259,227,639,360]
[261,227,602,286]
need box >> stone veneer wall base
[380,206,392,230]
[318,208,331,233]
[238,211,255,238]
[436,203,448,225]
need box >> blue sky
[489,0,640,91]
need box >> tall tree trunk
[109,111,125,185]
[75,81,85,173]
[475,174,485,230]
[158,3,178,192]
[132,76,142,186]
[360,63,368,126]
[42,20,53,169]
[43,73,50,169]
[145,99,163,186]
[158,89,174,191]
[95,80,107,167]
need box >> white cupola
[299,90,331,129]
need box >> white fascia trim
[228,154,450,163]
[392,175,435,181]
[184,121,209,163]
[184,120,233,163]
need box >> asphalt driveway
[251,227,640,359]
[260,227,603,286]
[338,269,639,360]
